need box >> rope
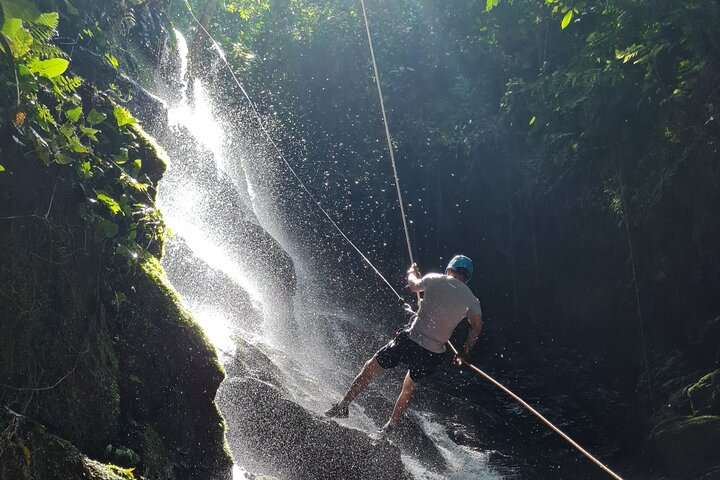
[357,4,621,478]
[358,0,414,266]
[446,341,624,480]
[181,0,405,302]
[183,6,621,479]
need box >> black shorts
[375,331,444,382]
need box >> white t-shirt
[407,273,482,353]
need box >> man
[325,255,484,431]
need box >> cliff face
[0,2,233,477]
[0,122,233,480]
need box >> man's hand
[407,263,420,277]
[457,314,483,365]
[407,263,423,293]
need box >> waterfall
[151,29,504,480]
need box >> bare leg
[338,356,386,408]
[387,370,418,425]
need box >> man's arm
[460,313,483,359]
[407,263,423,293]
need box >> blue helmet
[446,255,473,281]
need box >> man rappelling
[325,255,484,432]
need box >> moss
[109,259,231,478]
[139,427,172,480]
[83,460,138,480]
[0,412,141,480]
[651,415,720,473]
[655,414,720,432]
[688,369,719,414]
[1,96,230,480]
[139,257,224,375]
[131,124,169,181]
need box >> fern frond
[121,9,137,34]
[54,75,83,93]
[31,43,69,60]
[34,12,59,31]
[28,13,59,44]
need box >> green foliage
[113,105,137,127]
[1,1,168,281]
[2,17,33,56]
[1,0,41,21]
[104,52,118,68]
[560,9,572,29]
[88,109,107,125]
[27,56,68,77]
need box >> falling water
[153,29,503,480]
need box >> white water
[155,30,502,480]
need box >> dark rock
[218,376,411,480]
[650,415,720,474]
[114,261,233,479]
[694,317,720,368]
[0,105,232,479]
[0,410,133,480]
[689,370,720,415]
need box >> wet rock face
[689,370,720,415]
[0,115,232,479]
[218,341,410,480]
[217,376,411,480]
[646,367,720,478]
[650,415,720,475]
[0,411,135,480]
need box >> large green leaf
[96,191,123,216]
[65,106,82,122]
[87,109,107,126]
[1,17,32,57]
[1,0,41,22]
[28,57,69,77]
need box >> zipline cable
[358,0,414,267]
[446,342,624,479]
[181,0,405,302]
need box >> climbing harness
[182,1,624,478]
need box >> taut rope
[359,0,415,267]
[446,341,623,480]
[182,0,405,302]
[358,2,623,478]
[183,2,624,477]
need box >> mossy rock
[0,145,121,456]
[689,370,720,415]
[0,412,135,480]
[650,415,720,473]
[112,259,232,479]
[0,87,231,480]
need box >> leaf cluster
[1,0,167,273]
